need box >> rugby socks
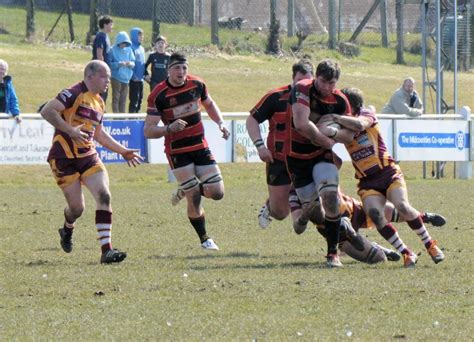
[325,215,341,255]
[288,189,302,212]
[379,223,412,255]
[189,215,209,243]
[407,216,433,249]
[390,208,401,223]
[63,209,75,237]
[96,210,112,253]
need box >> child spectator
[110,31,135,113]
[0,59,21,123]
[144,35,170,91]
[129,27,146,113]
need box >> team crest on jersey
[169,97,177,106]
[357,133,370,146]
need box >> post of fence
[455,106,472,179]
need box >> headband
[168,58,188,68]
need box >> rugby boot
[427,240,445,264]
[258,203,272,229]
[100,249,127,264]
[422,212,447,227]
[58,228,73,253]
[403,252,418,268]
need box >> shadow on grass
[189,261,327,271]
[147,251,260,260]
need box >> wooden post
[26,0,35,41]
[152,0,161,44]
[380,0,388,47]
[211,0,219,45]
[86,0,98,45]
[66,0,75,42]
[328,0,337,49]
[396,0,405,64]
[287,0,295,37]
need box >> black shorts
[167,148,217,169]
[286,151,335,188]
[266,158,291,186]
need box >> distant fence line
[1,0,473,69]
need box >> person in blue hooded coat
[110,31,135,113]
[0,59,22,123]
[128,27,146,113]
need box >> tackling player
[324,87,445,267]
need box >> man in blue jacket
[129,27,146,113]
[0,59,21,123]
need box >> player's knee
[396,202,411,216]
[321,191,339,214]
[69,205,84,220]
[270,207,289,221]
[98,190,111,206]
[368,208,384,226]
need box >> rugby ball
[318,120,341,130]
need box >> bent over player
[326,87,445,267]
[144,52,230,251]
[40,60,142,264]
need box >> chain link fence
[0,0,473,69]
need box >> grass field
[0,162,473,340]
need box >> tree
[267,0,280,54]
[86,0,98,45]
[26,0,35,41]
[211,0,219,45]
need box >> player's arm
[246,115,273,163]
[94,125,143,167]
[40,98,88,144]
[143,114,187,139]
[292,102,335,149]
[331,113,374,132]
[202,95,230,140]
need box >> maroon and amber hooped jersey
[287,78,351,159]
[345,108,395,179]
[250,84,291,161]
[47,81,104,160]
[147,74,209,155]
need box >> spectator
[92,15,113,102]
[144,35,170,91]
[128,27,146,113]
[382,77,423,117]
[0,59,21,123]
[110,31,135,113]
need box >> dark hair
[341,87,364,114]
[98,15,113,29]
[154,35,167,44]
[169,52,188,68]
[316,59,341,81]
[292,59,314,78]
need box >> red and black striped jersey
[287,78,352,159]
[147,74,209,155]
[48,81,104,160]
[249,84,291,161]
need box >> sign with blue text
[96,120,148,163]
[395,120,469,161]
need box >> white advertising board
[0,119,54,164]
[395,120,469,161]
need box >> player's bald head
[84,60,109,78]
